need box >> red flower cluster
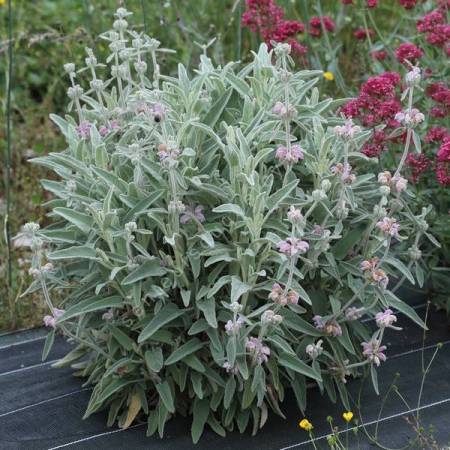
[354,28,374,40]
[427,82,450,118]
[417,9,450,54]
[424,126,450,144]
[436,138,450,185]
[309,16,335,38]
[406,153,431,182]
[371,50,388,61]
[399,0,418,8]
[394,43,423,64]
[242,0,307,55]
[342,73,402,157]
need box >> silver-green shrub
[24,8,431,442]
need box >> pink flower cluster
[277,237,309,256]
[376,217,400,238]
[375,309,397,328]
[180,205,206,224]
[275,144,304,163]
[246,337,270,364]
[242,0,307,56]
[157,144,180,161]
[360,257,389,289]
[331,163,356,184]
[268,283,299,306]
[225,316,245,335]
[43,308,65,328]
[362,339,387,366]
[99,120,120,137]
[76,121,92,139]
[313,316,342,337]
[341,73,402,157]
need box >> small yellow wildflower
[299,418,313,431]
[343,411,354,423]
[0,0,6,6]
[323,71,335,81]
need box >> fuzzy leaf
[122,259,167,285]
[165,338,205,365]
[156,382,175,413]
[278,353,322,382]
[59,295,123,322]
[138,304,185,343]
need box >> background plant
[20,7,435,442]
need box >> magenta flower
[246,336,270,365]
[360,256,379,272]
[43,308,65,329]
[268,283,287,305]
[362,339,387,366]
[333,119,361,139]
[313,315,342,337]
[225,316,245,335]
[75,121,92,139]
[275,144,304,163]
[99,120,120,136]
[157,144,181,161]
[375,309,397,328]
[376,217,400,238]
[331,163,356,184]
[180,205,206,224]
[150,102,167,121]
[277,237,309,256]
[345,307,365,321]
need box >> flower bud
[405,66,421,86]
[64,63,76,74]
[417,219,428,232]
[90,79,105,92]
[168,200,185,214]
[67,85,84,100]
[274,42,292,56]
[321,179,332,192]
[230,301,243,313]
[134,61,147,74]
[408,246,422,261]
[312,189,326,201]
[379,185,391,196]
[306,339,323,359]
[287,205,304,225]
[113,19,128,31]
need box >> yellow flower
[343,411,354,423]
[323,71,334,81]
[0,0,6,6]
[299,418,313,431]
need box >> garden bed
[1,291,449,450]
